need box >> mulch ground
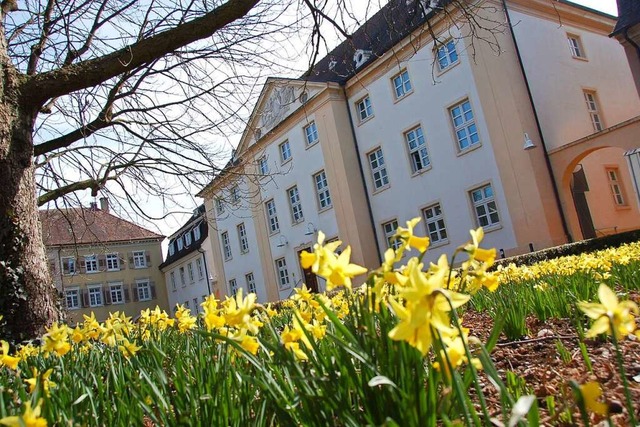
[461,308,640,426]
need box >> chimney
[89,202,98,211]
[99,197,109,213]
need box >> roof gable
[612,0,640,35]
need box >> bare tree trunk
[0,14,60,342]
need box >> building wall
[163,250,212,314]
[50,239,168,324]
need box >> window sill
[372,184,391,196]
[281,158,292,167]
[357,115,375,127]
[68,307,81,311]
[456,142,482,158]
[291,219,305,227]
[139,298,152,302]
[571,55,588,62]
[429,239,450,250]
[411,165,432,178]
[614,204,632,211]
[269,229,281,237]
[435,60,460,78]
[318,205,333,214]
[393,90,414,104]
[481,223,502,234]
[305,140,320,150]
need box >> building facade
[199,0,640,302]
[41,199,169,323]
[160,205,215,313]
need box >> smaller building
[160,205,215,314]
[40,199,169,324]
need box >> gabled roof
[612,0,640,36]
[40,207,163,247]
[159,205,209,268]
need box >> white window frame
[188,262,195,282]
[356,95,373,122]
[215,198,225,215]
[85,255,98,273]
[196,257,204,279]
[606,167,627,206]
[168,242,175,256]
[584,90,604,132]
[314,170,332,210]
[230,185,240,204]
[259,156,269,175]
[185,231,192,246]
[221,231,232,261]
[470,183,501,228]
[136,280,152,301]
[88,285,103,307]
[177,237,184,251]
[193,225,201,241]
[304,121,319,146]
[279,140,292,163]
[62,257,76,275]
[246,272,256,294]
[288,186,304,224]
[229,278,238,296]
[275,258,290,289]
[422,203,448,245]
[133,250,147,268]
[391,69,412,99]
[106,253,120,271]
[109,282,124,305]
[436,39,459,71]
[382,219,401,250]
[179,266,186,287]
[237,223,249,253]
[265,199,280,234]
[65,288,80,310]
[405,126,431,174]
[368,148,389,191]
[170,271,177,291]
[450,99,480,152]
[567,34,586,59]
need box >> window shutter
[150,282,156,299]
[62,293,68,308]
[79,260,86,274]
[124,287,130,303]
[62,260,70,275]
[131,284,139,302]
[119,255,126,270]
[104,289,112,305]
[145,253,152,267]
[128,252,134,267]
[98,256,106,270]
[49,261,56,274]
[82,290,90,307]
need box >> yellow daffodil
[579,381,608,416]
[41,323,71,357]
[578,283,639,339]
[25,368,56,396]
[300,231,341,277]
[0,399,47,427]
[324,246,368,291]
[463,228,496,263]
[396,218,430,253]
[174,305,198,333]
[201,295,225,331]
[0,341,20,370]
[281,326,308,361]
[118,338,142,359]
[224,289,258,333]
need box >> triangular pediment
[236,78,328,154]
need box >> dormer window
[168,242,175,256]
[353,49,372,69]
[193,225,201,241]
[185,231,192,246]
[177,237,184,251]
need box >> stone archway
[549,116,640,240]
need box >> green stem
[609,318,638,426]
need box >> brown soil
[462,310,640,426]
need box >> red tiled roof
[40,208,163,246]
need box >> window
[196,258,204,279]
[193,225,201,241]
[450,99,480,151]
[606,167,627,206]
[470,184,500,228]
[246,273,256,294]
[288,186,304,223]
[85,255,98,273]
[392,69,412,99]
[168,242,175,256]
[304,121,319,146]
[382,220,401,250]
[422,203,448,244]
[314,170,332,210]
[567,34,586,59]
[109,283,124,305]
[65,288,80,310]
[137,280,152,301]
[259,156,269,175]
[437,39,459,71]
[237,223,249,253]
[215,198,225,215]
[188,262,195,282]
[356,96,374,122]
[368,148,389,190]
[275,258,290,289]
[265,199,280,233]
[221,231,232,260]
[230,185,240,204]
[170,271,177,291]
[185,231,192,246]
[229,279,238,296]
[405,126,430,173]
[584,91,604,132]
[179,266,186,287]
[279,140,291,163]
[177,237,184,251]
[88,285,103,307]
[106,253,120,271]
[133,251,147,268]
[62,257,76,275]
[193,298,199,313]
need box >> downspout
[502,0,573,243]
[342,85,383,262]
[197,246,212,296]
